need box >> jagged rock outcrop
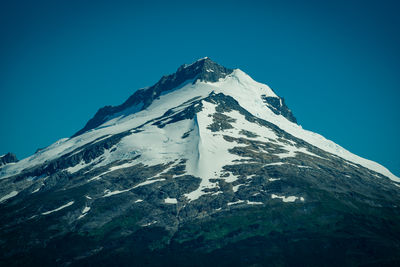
[262,95,297,123]
[0,153,18,166]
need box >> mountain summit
[73,57,235,137]
[73,57,296,137]
[1,58,399,266]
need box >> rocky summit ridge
[72,57,235,137]
[0,58,400,266]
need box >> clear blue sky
[1,0,399,176]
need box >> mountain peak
[72,58,300,137]
[72,58,233,137]
[176,57,233,83]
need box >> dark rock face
[262,95,297,123]
[0,153,18,166]
[72,57,233,137]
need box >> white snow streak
[0,191,18,203]
[271,194,304,203]
[227,200,245,206]
[42,201,74,215]
[78,206,91,219]
[164,197,178,204]
[103,178,166,198]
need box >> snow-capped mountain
[1,58,399,266]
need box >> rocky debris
[207,112,236,132]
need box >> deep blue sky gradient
[1,0,399,176]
